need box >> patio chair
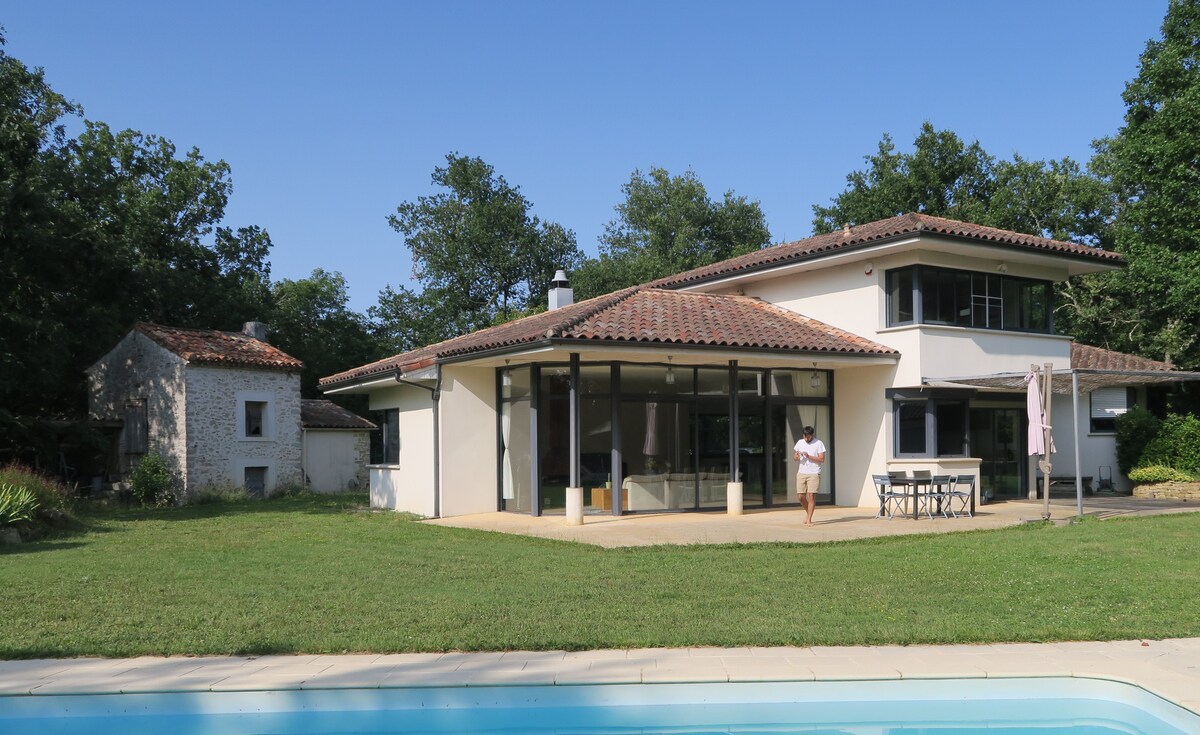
[872,474,908,519]
[926,475,953,519]
[946,475,976,518]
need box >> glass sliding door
[618,397,694,511]
[770,404,831,505]
[499,367,532,512]
[969,406,1024,502]
[537,366,571,513]
[769,369,832,506]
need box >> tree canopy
[811,122,1114,247]
[572,168,771,300]
[384,154,582,342]
[1084,0,1200,368]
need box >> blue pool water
[1,677,1198,734]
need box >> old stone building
[87,321,305,499]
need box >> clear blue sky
[4,1,1167,312]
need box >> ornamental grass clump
[0,483,39,526]
[0,463,72,513]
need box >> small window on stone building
[244,466,267,498]
[236,392,275,440]
[245,401,267,437]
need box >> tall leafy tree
[572,167,771,300]
[1082,0,1200,368]
[0,34,276,447]
[268,269,376,399]
[385,154,582,342]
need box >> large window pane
[501,366,531,399]
[888,267,915,325]
[500,400,531,512]
[620,364,681,394]
[579,365,611,395]
[896,402,927,455]
[620,399,694,511]
[769,369,830,398]
[935,401,966,456]
[696,368,730,395]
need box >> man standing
[793,425,826,527]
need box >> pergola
[929,364,1200,517]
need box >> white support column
[566,486,583,525]
[727,481,743,516]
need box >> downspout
[395,366,442,518]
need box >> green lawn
[2,494,1198,659]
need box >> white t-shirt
[794,437,827,475]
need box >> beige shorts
[797,472,821,495]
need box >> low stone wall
[1132,481,1200,500]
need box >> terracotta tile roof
[300,399,376,430]
[1071,343,1177,372]
[320,288,897,387]
[653,212,1125,289]
[135,322,303,372]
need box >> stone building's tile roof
[135,322,303,372]
[653,212,1124,289]
[319,288,897,387]
[300,399,376,430]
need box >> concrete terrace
[424,495,1199,547]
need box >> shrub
[1128,465,1199,484]
[130,453,177,506]
[0,482,39,526]
[0,463,72,512]
[1140,413,1200,473]
[1114,406,1162,474]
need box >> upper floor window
[236,391,275,440]
[887,265,1052,333]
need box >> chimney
[242,321,270,342]
[548,270,573,310]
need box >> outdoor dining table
[889,476,933,520]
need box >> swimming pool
[1,677,1197,734]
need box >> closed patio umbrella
[1026,364,1055,519]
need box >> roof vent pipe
[548,269,573,310]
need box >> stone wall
[184,365,302,499]
[1132,482,1200,501]
[86,331,189,486]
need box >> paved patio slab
[424,496,1199,547]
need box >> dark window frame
[371,408,399,465]
[887,265,1053,333]
[890,390,970,459]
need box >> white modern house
[320,213,1197,518]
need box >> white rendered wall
[368,384,436,516]
[438,365,499,517]
[832,364,896,507]
[1048,390,1131,495]
[303,430,370,492]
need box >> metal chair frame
[872,474,908,519]
[946,475,976,518]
